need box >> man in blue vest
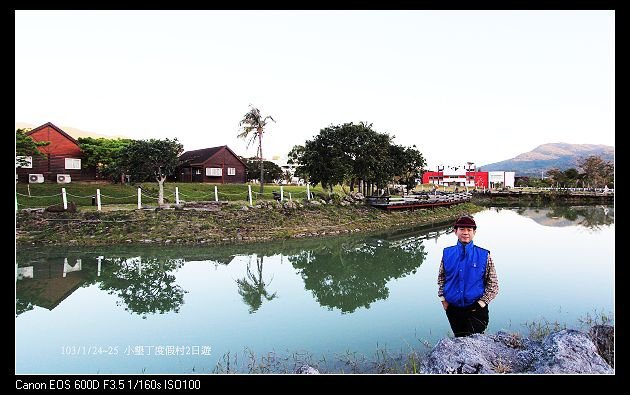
[437,215,499,337]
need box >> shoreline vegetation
[15,182,612,247]
[16,198,483,247]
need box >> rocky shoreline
[16,201,483,247]
[294,325,614,374]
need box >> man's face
[455,227,476,244]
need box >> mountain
[479,143,614,177]
[15,122,129,140]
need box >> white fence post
[280,186,284,202]
[175,187,180,205]
[306,183,310,200]
[137,188,142,209]
[62,188,67,210]
[248,185,253,206]
[289,192,292,202]
[15,194,18,212]
[96,188,102,211]
[214,185,218,202]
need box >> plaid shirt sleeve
[480,254,499,305]
[437,258,445,300]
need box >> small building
[15,122,95,183]
[177,145,247,183]
[421,163,515,189]
[422,163,489,188]
[488,171,515,189]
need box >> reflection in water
[287,227,446,313]
[16,222,452,318]
[15,255,187,319]
[501,205,613,229]
[236,255,278,313]
[98,257,187,319]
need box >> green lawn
[15,182,345,209]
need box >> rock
[294,365,319,374]
[589,325,614,368]
[533,329,613,374]
[421,329,613,374]
[45,202,77,213]
[241,206,249,211]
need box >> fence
[16,184,317,211]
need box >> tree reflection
[236,255,277,313]
[547,205,614,229]
[98,257,187,319]
[288,234,428,313]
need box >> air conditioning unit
[29,174,45,183]
[57,174,71,183]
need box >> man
[437,215,499,337]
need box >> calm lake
[15,204,614,373]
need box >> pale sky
[15,10,614,169]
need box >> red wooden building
[177,146,247,183]
[16,122,96,183]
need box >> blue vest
[442,240,489,307]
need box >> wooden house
[177,145,247,183]
[16,122,96,182]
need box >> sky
[15,10,614,169]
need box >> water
[15,205,614,373]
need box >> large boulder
[421,329,613,374]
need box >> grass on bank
[15,182,348,209]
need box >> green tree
[238,105,276,193]
[78,137,134,182]
[288,230,427,313]
[244,158,282,183]
[98,257,187,318]
[119,138,184,205]
[15,128,50,167]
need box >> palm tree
[236,255,277,314]
[238,105,275,193]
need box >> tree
[295,122,426,194]
[236,255,277,314]
[238,105,276,193]
[244,158,282,183]
[577,155,614,188]
[98,257,187,318]
[119,138,183,206]
[15,128,50,167]
[78,137,134,182]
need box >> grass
[15,182,346,209]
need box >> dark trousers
[445,303,489,337]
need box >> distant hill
[479,143,614,177]
[16,122,129,140]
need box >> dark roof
[178,146,224,164]
[178,145,247,167]
[26,122,79,146]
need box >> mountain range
[479,143,614,177]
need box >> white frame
[65,158,81,170]
[227,167,236,176]
[206,167,222,177]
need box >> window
[195,169,201,175]
[65,158,81,170]
[227,167,236,176]
[16,156,33,168]
[206,167,222,177]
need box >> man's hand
[441,300,449,310]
